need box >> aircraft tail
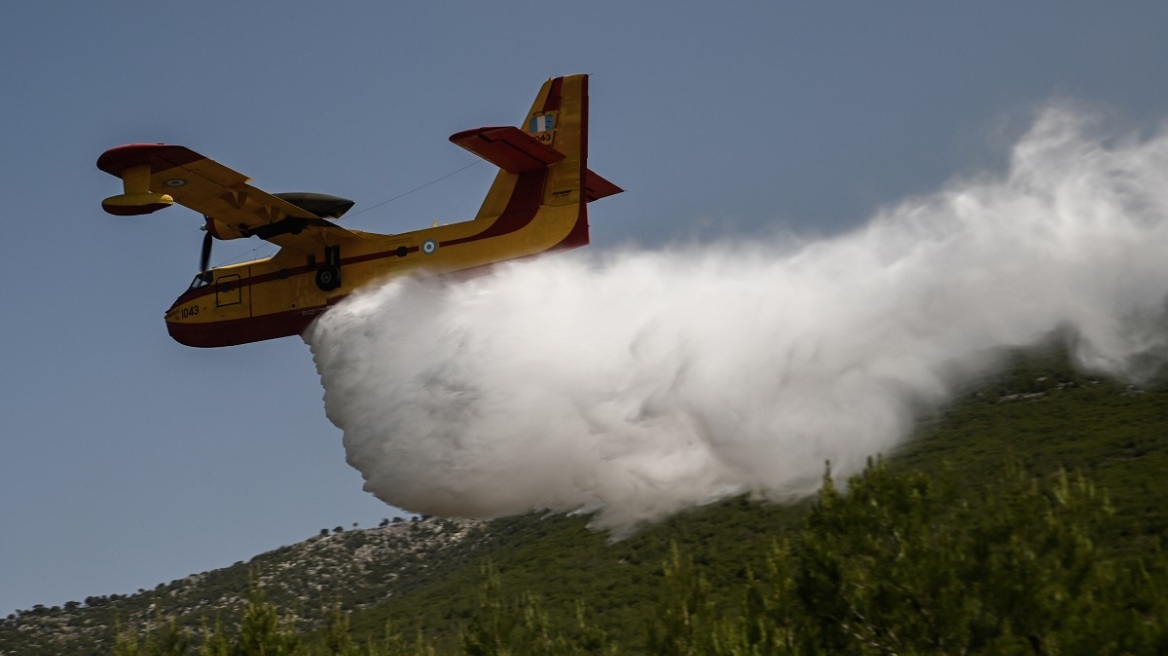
[450,74,621,249]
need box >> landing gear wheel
[315,265,341,292]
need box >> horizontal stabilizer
[449,126,565,173]
[584,170,623,202]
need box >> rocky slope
[0,517,484,656]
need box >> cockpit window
[188,273,211,290]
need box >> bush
[113,460,1168,655]
[650,460,1168,655]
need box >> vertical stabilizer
[469,74,590,221]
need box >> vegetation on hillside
[5,342,1167,655]
[0,518,485,656]
[112,458,1168,654]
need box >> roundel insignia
[164,178,187,187]
[421,239,438,255]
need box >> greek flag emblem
[529,114,555,133]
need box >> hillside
[3,342,1166,654]
[344,344,1168,650]
[0,518,485,656]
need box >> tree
[640,459,1168,655]
[746,461,1168,654]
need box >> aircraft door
[214,272,251,318]
[216,274,242,306]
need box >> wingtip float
[96,74,621,348]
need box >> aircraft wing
[97,143,359,251]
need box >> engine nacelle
[273,193,355,219]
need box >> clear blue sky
[2,2,1167,615]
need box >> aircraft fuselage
[167,202,589,347]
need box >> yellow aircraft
[97,74,621,347]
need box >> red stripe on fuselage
[172,244,419,306]
[167,260,504,347]
[181,175,548,305]
[439,171,545,248]
[167,304,330,348]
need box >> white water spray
[306,108,1168,530]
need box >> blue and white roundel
[421,239,438,255]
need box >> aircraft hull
[166,304,328,348]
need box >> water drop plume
[306,107,1168,531]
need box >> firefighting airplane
[97,74,620,347]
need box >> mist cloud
[306,107,1168,530]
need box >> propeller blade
[200,230,213,275]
